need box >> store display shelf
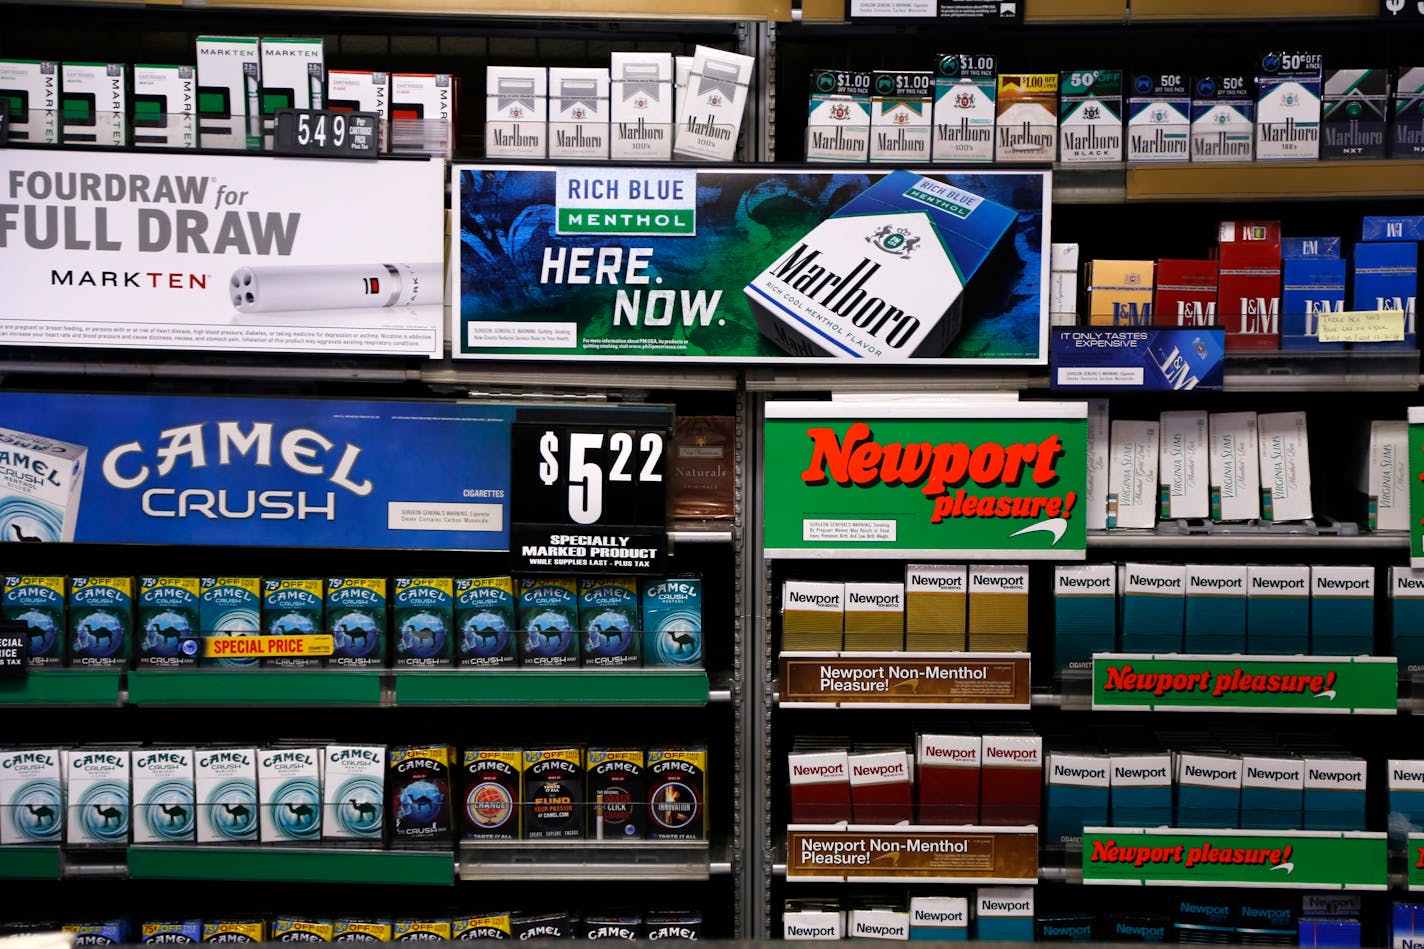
[392,668,709,706]
[127,669,383,706]
[1056,161,1424,205]
[670,524,736,545]
[458,839,712,881]
[784,824,1039,883]
[1222,350,1422,392]
[1088,529,1405,549]
[1129,0,1375,20]
[0,847,62,880]
[745,367,1047,393]
[0,669,122,707]
[423,362,739,393]
[778,652,1030,709]
[126,845,454,887]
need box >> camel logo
[142,780,196,841]
[206,780,258,840]
[9,781,62,841]
[79,781,131,842]
[334,777,384,838]
[867,224,919,260]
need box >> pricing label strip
[273,108,379,159]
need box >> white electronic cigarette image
[230,263,443,314]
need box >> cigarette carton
[393,577,452,667]
[1045,750,1109,848]
[259,38,323,138]
[0,425,87,544]
[1392,67,1424,157]
[1281,256,1347,350]
[388,744,453,842]
[1107,915,1170,943]
[782,580,844,651]
[911,897,968,942]
[1191,74,1253,161]
[1218,221,1283,351]
[868,70,932,162]
[641,577,701,667]
[272,919,334,942]
[1037,915,1097,942]
[588,748,644,840]
[61,62,126,147]
[65,747,130,845]
[850,909,910,941]
[1153,260,1218,328]
[744,169,1018,360]
[1086,399,1108,530]
[807,67,871,162]
[0,60,59,144]
[69,576,131,668]
[195,36,260,150]
[1285,236,1343,258]
[460,748,521,840]
[1392,567,1424,674]
[1257,412,1312,522]
[393,921,451,941]
[1119,563,1185,653]
[612,52,674,161]
[995,73,1057,162]
[1302,755,1366,830]
[1058,69,1123,163]
[1054,565,1116,674]
[326,70,388,152]
[1322,68,1388,160]
[523,747,584,840]
[1159,410,1209,520]
[968,565,1028,652]
[789,747,852,824]
[905,563,967,652]
[785,905,845,941]
[1240,754,1303,830]
[848,747,913,824]
[333,920,392,941]
[1299,919,1360,948]
[1390,758,1424,841]
[262,578,322,669]
[196,747,257,842]
[648,747,706,839]
[1237,898,1297,943]
[141,922,203,943]
[453,915,512,941]
[132,65,195,149]
[326,578,387,668]
[64,923,131,944]
[132,747,195,844]
[979,732,1041,826]
[518,577,578,667]
[674,45,753,161]
[199,577,260,668]
[1110,752,1172,828]
[1107,420,1159,530]
[1184,564,1247,653]
[1363,215,1424,242]
[1247,565,1310,655]
[0,747,63,844]
[581,914,642,940]
[1210,411,1261,521]
[1175,751,1241,828]
[3,576,66,667]
[975,888,1034,942]
[1127,73,1190,162]
[1087,260,1155,327]
[391,72,454,158]
[456,576,516,667]
[203,923,266,943]
[843,582,904,652]
[1310,566,1374,655]
[548,67,609,161]
[1256,51,1323,161]
[1369,420,1409,531]
[932,53,995,163]
[324,744,384,841]
[645,912,702,941]
[1352,242,1418,351]
[916,733,980,824]
[579,576,640,667]
[258,746,321,843]
[1050,242,1080,327]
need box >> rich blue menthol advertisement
[1050,328,1225,391]
[0,392,513,550]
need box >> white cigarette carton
[485,66,545,160]
[65,748,131,845]
[932,54,995,163]
[196,747,258,843]
[611,52,673,161]
[1107,420,1159,530]
[326,69,388,152]
[674,45,753,162]
[132,748,195,844]
[1257,52,1322,161]
[1210,411,1261,522]
[391,72,454,157]
[0,425,87,544]
[1085,399,1108,530]
[258,746,322,843]
[195,36,260,150]
[1257,411,1312,522]
[784,909,845,941]
[548,67,609,161]
[849,909,910,941]
[61,62,126,147]
[806,68,870,163]
[259,38,323,137]
[1051,243,1081,327]
[0,60,59,144]
[870,70,933,163]
[0,748,63,845]
[1159,410,1209,520]
[323,744,384,841]
[1370,421,1409,532]
[132,65,196,150]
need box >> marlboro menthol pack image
[744,170,1017,361]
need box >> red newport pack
[916,733,981,824]
[848,748,914,825]
[789,748,852,824]
[979,732,1042,826]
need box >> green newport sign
[763,402,1088,559]
[1409,834,1424,891]
[1083,828,1387,889]
[1092,654,1398,714]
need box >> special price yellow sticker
[201,634,334,659]
[1318,309,1405,343]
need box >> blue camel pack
[3,575,66,666]
[263,578,323,668]
[325,578,387,667]
[138,577,200,668]
[69,577,131,668]
[518,577,579,667]
[642,577,702,668]
[455,576,516,667]
[393,577,453,667]
[580,576,641,667]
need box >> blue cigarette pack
[1119,563,1185,653]
[1247,565,1310,655]
[518,577,579,667]
[1184,564,1247,654]
[1352,242,1418,351]
[141,922,203,943]
[1310,566,1374,655]
[198,577,260,668]
[1302,755,1366,830]
[3,575,66,667]
[642,577,702,668]
[1283,237,1342,259]
[1281,257,1346,351]
[262,578,322,669]
[1299,919,1361,948]
[138,577,200,668]
[393,577,453,667]
[1362,215,1424,242]
[326,578,387,667]
[1054,564,1116,675]
[69,576,131,668]
[455,576,516,667]
[1110,753,1172,828]
[580,576,641,667]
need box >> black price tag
[510,406,672,575]
[1381,0,1424,16]
[0,620,28,679]
[0,99,9,147]
[273,108,379,158]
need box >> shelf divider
[126,846,454,886]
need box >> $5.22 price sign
[510,406,673,575]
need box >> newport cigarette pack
[1175,751,1241,828]
[259,37,323,139]
[1119,563,1185,653]
[485,65,546,159]
[199,576,260,668]
[612,52,673,161]
[1054,564,1116,673]
[995,73,1057,162]
[790,743,851,824]
[393,577,453,667]
[195,36,260,150]
[850,908,910,941]
[916,733,979,824]
[132,747,194,844]
[976,889,1034,942]
[1086,399,1109,530]
[1107,419,1159,530]
[1191,74,1253,161]
[843,582,904,652]
[1369,420,1409,531]
[1389,757,1424,839]
[1302,754,1365,830]
[905,563,966,651]
[910,897,968,942]
[848,747,913,825]
[1322,68,1388,159]
[65,747,130,845]
[1352,242,1418,351]
[1257,411,1312,522]
[326,578,387,667]
[548,67,609,161]
[1210,411,1261,521]
[0,59,59,144]
[869,70,932,162]
[324,744,385,841]
[807,67,870,162]
[1050,242,1080,327]
[196,747,257,843]
[0,747,63,844]
[1127,73,1190,162]
[979,731,1041,826]
[263,578,322,669]
[1392,67,1424,157]
[1310,565,1374,656]
[1218,220,1283,351]
[258,746,321,843]
[1159,410,1209,520]
[1246,565,1310,654]
[391,72,454,158]
[967,565,1028,652]
[1153,260,1218,328]
[132,65,196,150]
[1110,752,1172,828]
[1281,256,1346,350]
[1184,564,1247,654]
[460,748,521,840]
[1256,51,1322,161]
[1058,69,1123,163]
[61,62,126,147]
[642,577,701,667]
[326,70,388,152]
[1392,567,1424,673]
[1241,755,1304,830]
[4,576,66,666]
[785,904,845,941]
[0,425,87,543]
[674,45,753,161]
[783,581,843,651]
[932,53,995,163]
[1045,750,1109,847]
[69,576,131,667]
[1087,260,1155,327]
[455,576,516,667]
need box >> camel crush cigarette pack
[524,747,584,839]
[272,919,334,943]
[388,744,453,842]
[4,575,66,666]
[326,578,387,668]
[263,578,322,669]
[324,744,385,841]
[199,577,260,668]
[68,576,130,667]
[196,747,257,843]
[589,748,645,840]
[393,577,452,667]
[0,425,87,543]
[518,577,579,667]
[0,747,63,844]
[138,577,200,668]
[460,748,521,840]
[643,577,702,667]
[132,747,195,844]
[258,746,322,843]
[65,747,131,845]
[580,576,640,667]
[455,576,516,667]
[648,747,705,840]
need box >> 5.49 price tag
[273,108,379,158]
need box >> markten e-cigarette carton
[910,897,968,942]
[1184,564,1247,654]
[0,425,87,544]
[0,59,59,144]
[548,67,609,161]
[674,45,754,162]
[1127,73,1190,163]
[259,37,323,138]
[1247,565,1310,655]
[61,62,126,147]
[1391,567,1424,673]
[132,65,196,150]
[1054,564,1116,675]
[0,747,63,844]
[326,578,387,668]
[132,747,195,844]
[807,68,870,163]
[1058,69,1123,163]
[932,54,995,163]
[324,744,385,841]
[70,576,132,668]
[1159,410,1208,520]
[199,577,260,668]
[1210,411,1261,522]
[327,70,389,152]
[869,70,932,163]
[1368,420,1409,532]
[1322,68,1388,160]
[1310,565,1373,655]
[995,73,1057,162]
[65,747,131,845]
[1392,67,1424,157]
[1256,411,1312,523]
[743,169,1018,361]
[195,36,260,150]
[455,576,516,668]
[612,52,674,162]
[391,72,454,158]
[4,575,66,666]
[1106,420,1159,530]
[1191,74,1253,161]
[1119,563,1185,653]
[1256,51,1323,161]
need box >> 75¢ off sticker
[1091,654,1397,714]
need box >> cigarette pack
[392,577,453,667]
[65,747,130,845]
[1110,752,1172,828]
[967,565,1028,652]
[69,576,131,668]
[272,919,334,942]
[1285,236,1343,258]
[1054,564,1116,674]
[0,747,63,844]
[995,73,1057,162]
[905,563,966,652]
[674,45,753,161]
[975,888,1034,941]
[1247,565,1310,654]
[1050,242,1080,327]
[1107,420,1159,530]
[1368,420,1409,531]
[1218,221,1283,351]
[1392,567,1424,674]
[1256,411,1312,522]
[0,425,87,543]
[647,747,705,840]
[1087,260,1155,327]
[1392,67,1424,157]
[916,733,980,824]
[323,744,385,841]
[1086,399,1109,530]
[258,746,322,843]
[1191,74,1253,161]
[1119,563,1185,653]
[517,577,578,668]
[1322,68,1388,159]
[1363,215,1424,242]
[612,52,673,161]
[979,732,1041,826]
[1045,750,1109,848]
[455,576,516,667]
[1210,411,1261,521]
[849,748,913,824]
[195,36,260,150]
[1310,566,1374,656]
[1127,73,1190,162]
[61,62,126,147]
[869,70,932,163]
[579,576,640,667]
[326,70,388,152]
[1058,69,1123,163]
[785,904,845,941]
[459,748,521,840]
[326,578,387,668]
[1256,51,1322,161]
[132,747,195,845]
[1240,754,1303,829]
[1175,751,1241,828]
[1351,242,1418,351]
[0,59,59,144]
[453,915,512,941]
[1389,757,1424,840]
[262,578,322,669]
[196,747,257,843]
[4,576,66,667]
[789,746,852,824]
[485,65,546,159]
[199,577,260,668]
[388,744,453,842]
[807,68,870,163]
[782,581,844,651]
[548,66,609,161]
[843,582,904,652]
[1153,260,1218,328]
[1302,755,1366,830]
[391,72,454,158]
[642,577,701,668]
[1184,564,1247,653]
[523,747,584,840]
[1159,410,1209,520]
[1281,257,1346,351]
[932,53,995,163]
[910,897,968,942]
[588,748,644,840]
[132,65,196,149]
[140,922,203,943]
